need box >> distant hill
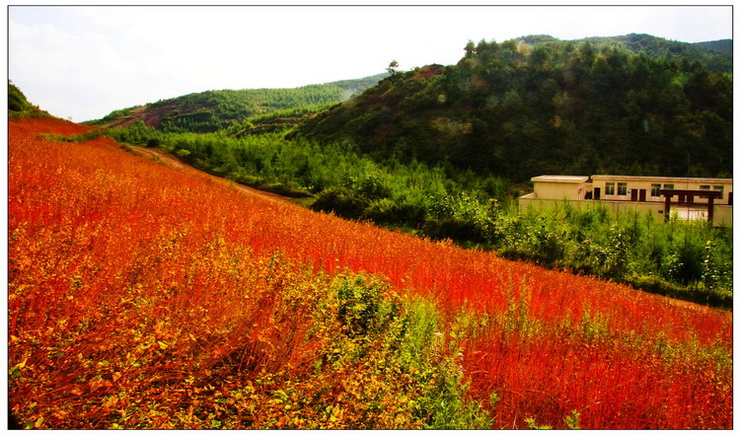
[87,73,388,133]
[294,34,732,181]
[582,34,732,72]
[693,39,732,55]
[519,34,732,70]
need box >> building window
[651,184,661,197]
[617,183,627,196]
[713,185,724,199]
[664,184,674,190]
[605,182,615,195]
[699,185,711,199]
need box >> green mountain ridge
[294,33,732,182]
[87,73,389,133]
[572,33,731,71]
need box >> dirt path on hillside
[132,146,185,169]
[131,146,296,205]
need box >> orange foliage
[8,117,732,429]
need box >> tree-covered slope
[581,33,732,71]
[88,73,388,133]
[694,38,733,56]
[294,35,732,181]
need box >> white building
[520,175,732,225]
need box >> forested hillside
[295,34,732,181]
[694,39,733,56]
[580,34,731,71]
[88,73,388,133]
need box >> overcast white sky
[8,3,734,122]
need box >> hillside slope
[88,73,388,133]
[294,34,732,181]
[580,33,731,71]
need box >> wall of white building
[590,175,732,205]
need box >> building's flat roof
[591,175,732,184]
[531,175,589,183]
[531,175,733,184]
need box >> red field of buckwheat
[8,116,732,429]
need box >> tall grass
[9,117,731,429]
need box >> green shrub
[311,187,369,220]
[333,274,391,337]
[422,216,486,244]
[353,171,392,199]
[363,198,401,224]
[393,201,427,227]
[175,149,191,159]
[423,193,496,244]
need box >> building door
[594,187,600,200]
[631,190,638,201]
[639,189,647,202]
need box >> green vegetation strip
[100,123,732,308]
